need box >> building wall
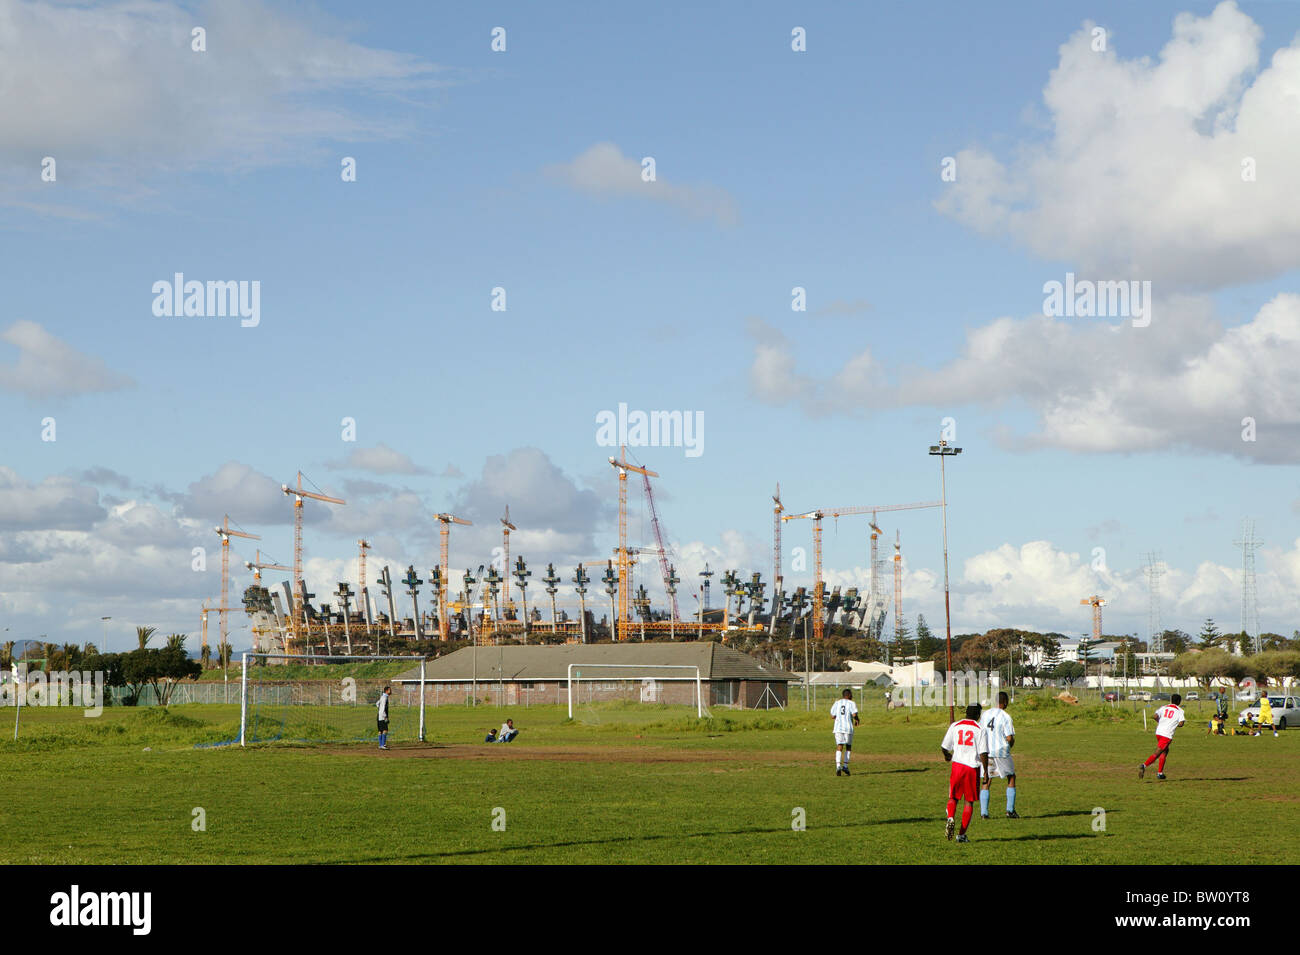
[412,677,787,708]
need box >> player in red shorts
[1139,693,1186,780]
[941,703,990,843]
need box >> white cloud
[0,0,445,209]
[329,443,427,475]
[0,467,106,530]
[935,2,1300,289]
[544,142,738,226]
[748,293,1300,461]
[0,321,134,398]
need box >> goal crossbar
[566,663,705,719]
[239,653,426,747]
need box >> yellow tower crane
[213,515,259,659]
[435,513,472,641]
[608,447,658,642]
[281,473,346,654]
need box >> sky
[2,0,1299,652]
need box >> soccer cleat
[1156,772,1166,780]
[945,818,955,841]
[956,833,969,843]
[1006,810,1020,819]
[842,766,850,776]
[835,767,843,776]
[981,814,989,820]
[1137,764,1145,779]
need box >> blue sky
[2,0,1299,651]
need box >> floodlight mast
[928,439,962,724]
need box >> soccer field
[2,695,1295,865]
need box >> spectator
[484,728,497,743]
[498,718,519,743]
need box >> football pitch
[2,694,1295,865]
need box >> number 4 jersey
[941,718,988,768]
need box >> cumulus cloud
[748,293,1300,461]
[179,461,326,525]
[0,321,134,398]
[935,2,1300,289]
[544,142,738,226]
[329,443,427,475]
[0,467,106,530]
[0,0,446,210]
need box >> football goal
[236,653,426,747]
[566,664,708,721]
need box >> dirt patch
[328,743,934,767]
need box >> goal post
[566,663,707,719]
[238,653,426,747]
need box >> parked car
[1103,691,1120,702]
[1186,692,1200,701]
[1126,691,1152,701]
[1236,690,1256,701]
[1239,695,1300,730]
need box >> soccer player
[941,703,989,843]
[831,688,860,776]
[376,685,392,750]
[1139,693,1185,780]
[1255,692,1276,738]
[980,691,1018,819]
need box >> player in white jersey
[830,689,860,776]
[980,691,1018,819]
[1138,693,1186,780]
[941,703,990,843]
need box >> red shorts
[1155,735,1171,750]
[948,762,979,802]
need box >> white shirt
[1155,704,1185,738]
[941,719,988,769]
[376,693,390,720]
[983,708,1015,758]
[830,699,858,735]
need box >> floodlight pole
[930,439,962,725]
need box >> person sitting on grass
[497,718,518,743]
[484,728,497,743]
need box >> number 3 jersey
[941,718,988,768]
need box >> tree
[165,634,187,653]
[200,643,211,669]
[915,614,942,662]
[136,625,157,650]
[0,641,12,669]
[1159,629,1190,655]
[1198,618,1221,646]
[120,647,201,706]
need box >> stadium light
[929,438,963,724]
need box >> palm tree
[165,633,187,652]
[136,625,157,650]
[0,641,13,669]
[43,642,58,672]
[81,642,99,657]
[62,642,80,669]
[200,643,211,669]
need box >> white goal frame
[566,664,707,719]
[239,653,426,747]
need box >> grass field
[1,692,1295,864]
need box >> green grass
[0,694,1294,864]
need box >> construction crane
[640,470,679,622]
[893,531,903,653]
[785,500,944,645]
[436,513,472,640]
[244,549,291,583]
[282,473,346,653]
[213,516,259,660]
[499,506,516,614]
[1081,594,1106,643]
[608,447,657,642]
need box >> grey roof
[393,642,794,684]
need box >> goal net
[567,664,709,724]
[236,653,426,747]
